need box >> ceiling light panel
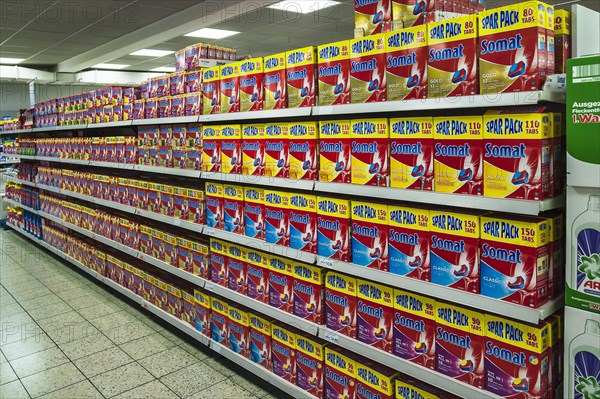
[184,28,240,39]
[130,49,174,57]
[151,66,176,72]
[93,63,129,70]
[0,57,25,64]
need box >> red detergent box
[289,193,317,253]
[220,62,240,114]
[547,212,564,299]
[246,248,269,303]
[133,100,145,120]
[325,272,357,338]
[194,289,211,336]
[239,57,264,112]
[186,44,199,70]
[324,347,357,399]
[385,25,428,100]
[318,120,351,183]
[157,77,169,98]
[286,46,317,108]
[351,119,389,186]
[392,0,431,28]
[356,358,398,399]
[210,239,228,287]
[244,187,265,240]
[434,115,483,195]
[186,188,205,225]
[159,125,172,147]
[228,305,250,358]
[172,124,187,149]
[160,185,174,217]
[269,255,294,314]
[393,289,436,369]
[351,201,389,271]
[185,71,201,93]
[427,15,478,98]
[554,9,570,74]
[210,297,229,346]
[483,108,551,200]
[357,279,394,353]
[181,291,195,327]
[145,99,158,119]
[158,97,170,118]
[242,124,265,176]
[484,315,550,398]
[187,123,202,148]
[220,124,242,174]
[295,334,326,398]
[479,2,547,94]
[264,52,287,110]
[293,263,325,324]
[177,237,195,273]
[171,95,184,117]
[390,116,434,191]
[223,184,244,234]
[350,34,387,103]
[202,67,220,114]
[170,72,184,96]
[202,125,221,173]
[271,324,296,383]
[265,190,290,247]
[435,302,485,389]
[480,213,550,308]
[355,0,391,36]
[249,314,272,369]
[317,197,351,262]
[430,210,481,293]
[388,205,431,281]
[288,121,318,181]
[192,241,210,280]
[395,375,462,399]
[264,123,289,178]
[184,93,201,116]
[317,40,351,106]
[227,244,247,295]
[148,183,162,213]
[166,285,181,318]
[205,182,224,229]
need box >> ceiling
[0,0,598,74]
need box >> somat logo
[480,34,523,55]
[204,83,216,91]
[224,201,238,211]
[435,143,470,157]
[270,274,287,286]
[395,314,425,332]
[357,367,380,386]
[326,291,348,306]
[320,64,342,77]
[266,208,283,220]
[351,39,375,54]
[265,142,283,151]
[485,143,526,158]
[319,46,341,59]
[431,235,465,253]
[222,142,237,150]
[290,142,309,152]
[480,10,520,30]
[359,300,383,318]
[290,212,309,224]
[273,341,290,356]
[289,125,308,136]
[481,243,522,263]
[250,330,266,342]
[325,368,348,387]
[247,266,263,278]
[355,0,378,6]
[294,281,313,295]
[318,200,339,213]
[230,323,243,334]
[389,229,418,245]
[387,52,417,68]
[243,142,259,151]
[318,217,339,230]
[391,142,422,155]
[222,81,235,90]
[290,195,308,207]
[288,69,307,81]
[321,123,341,135]
[240,77,257,87]
[297,355,316,370]
[246,204,261,214]
[437,327,471,348]
[229,259,243,271]
[389,209,417,225]
[352,141,378,153]
[264,74,280,84]
[429,45,464,62]
[485,342,526,366]
[353,223,378,237]
[485,118,524,135]
[483,221,520,239]
[358,283,382,299]
[352,59,377,73]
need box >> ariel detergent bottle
[565,308,600,399]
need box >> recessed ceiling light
[0,57,25,64]
[130,49,174,57]
[151,66,176,72]
[93,63,129,70]
[268,0,341,14]
[184,28,240,39]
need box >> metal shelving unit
[201,172,315,191]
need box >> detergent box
[194,289,211,336]
[356,359,398,399]
[385,25,428,100]
[546,211,564,299]
[484,315,550,398]
[357,279,394,353]
[289,193,317,253]
[318,120,352,183]
[264,123,289,178]
[296,334,326,397]
[286,46,317,108]
[210,297,229,346]
[242,124,265,176]
[325,272,357,338]
[202,67,220,114]
[201,125,221,173]
[205,182,224,229]
[546,314,561,398]
[390,116,434,191]
[435,302,485,388]
[480,213,550,308]
[228,304,250,358]
[393,289,436,369]
[317,197,351,262]
[388,205,431,281]
[479,2,547,94]
[395,376,461,399]
[427,15,478,98]
[244,187,265,240]
[430,209,481,293]
[483,107,552,200]
[351,119,390,186]
[355,0,391,36]
[220,62,240,114]
[352,201,389,271]
[554,9,570,74]
[288,122,318,180]
[324,347,357,399]
[265,190,290,247]
[317,40,351,106]
[186,188,205,225]
[220,124,242,174]
[350,34,387,103]
[210,239,228,287]
[239,57,264,112]
[246,248,269,303]
[264,53,287,110]
[269,254,294,314]
[223,184,244,234]
[293,263,325,324]
[227,244,246,295]
[391,0,432,28]
[272,323,297,383]
[546,4,555,76]
[249,313,272,369]
[433,115,483,195]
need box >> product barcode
[573,64,600,78]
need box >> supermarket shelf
[141,299,210,345]
[13,155,136,170]
[0,160,20,165]
[318,326,502,399]
[88,120,133,129]
[201,172,315,191]
[132,116,199,126]
[55,124,87,131]
[1,129,32,135]
[199,107,312,123]
[134,164,201,178]
[5,175,35,187]
[4,198,38,214]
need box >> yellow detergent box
[220,62,240,114]
[242,124,265,176]
[228,304,249,358]
[317,197,351,262]
[554,9,570,73]
[286,46,317,108]
[193,289,211,336]
[395,376,460,399]
[385,25,428,100]
[317,40,351,106]
[351,118,389,186]
[220,124,242,174]
[388,205,431,281]
[288,192,317,253]
[288,121,318,180]
[356,357,398,399]
[325,271,357,337]
[264,52,287,110]
[295,334,326,397]
[264,123,289,178]
[268,253,294,314]
[201,125,221,173]
[350,34,387,104]
[202,67,220,114]
[239,57,264,112]
[318,120,351,183]
[357,279,394,353]
[249,313,272,369]
[324,347,357,399]
[355,0,391,36]
[223,184,244,235]
[271,323,297,383]
[210,297,229,346]
[292,263,325,324]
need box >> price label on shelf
[205,228,216,236]
[174,220,181,227]
[142,301,148,309]
[204,283,215,292]
[199,115,211,122]
[323,332,339,344]
[212,342,221,354]
[317,258,334,269]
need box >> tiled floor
[0,229,292,399]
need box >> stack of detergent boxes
[136,123,202,170]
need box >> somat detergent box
[325,272,357,338]
[220,124,242,174]
[391,0,433,28]
[357,279,394,353]
[264,123,289,178]
[201,125,221,173]
[289,193,317,253]
[435,302,485,388]
[480,213,550,308]
[210,239,228,287]
[483,107,551,200]
[295,335,326,397]
[484,315,550,398]
[220,62,240,114]
[317,40,351,106]
[223,184,244,234]
[430,210,481,293]
[390,116,434,191]
[352,201,389,271]
[355,0,391,36]
[194,289,211,336]
[271,324,296,383]
[356,359,398,399]
[433,115,483,195]
[244,187,265,240]
[427,15,478,98]
[286,47,317,108]
[288,122,318,180]
[249,314,272,369]
[246,248,269,303]
[554,10,570,74]
[350,34,387,103]
[393,289,436,369]
[317,197,351,262]
[205,182,224,229]
[293,263,325,324]
[269,255,294,314]
[228,304,249,358]
[242,124,265,176]
[388,206,431,281]
[264,53,287,110]
[227,244,246,295]
[479,2,547,94]
[265,190,290,247]
[395,375,461,399]
[351,118,389,186]
[211,297,229,346]
[319,120,351,183]
[202,67,220,114]
[546,5,555,76]
[325,347,357,399]
[239,57,264,112]
[385,25,428,100]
